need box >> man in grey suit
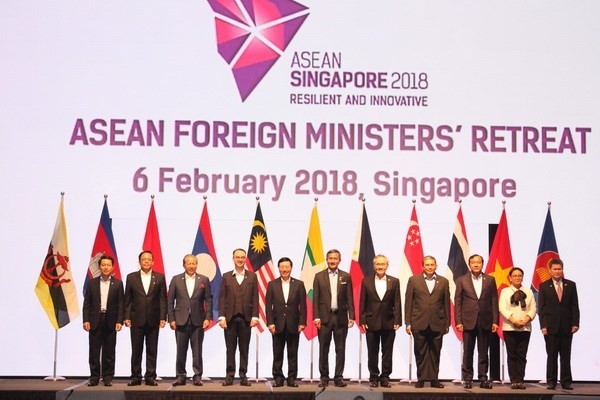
[124,250,167,386]
[359,254,401,388]
[313,249,355,388]
[454,254,498,389]
[265,257,307,387]
[539,258,580,390]
[167,254,213,386]
[405,255,450,389]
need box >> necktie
[557,282,563,301]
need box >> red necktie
[556,282,563,301]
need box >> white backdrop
[1,0,598,380]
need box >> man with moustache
[168,254,213,386]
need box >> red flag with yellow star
[484,207,513,338]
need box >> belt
[99,310,106,315]
[330,309,338,314]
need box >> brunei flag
[192,199,222,330]
[35,195,80,330]
[300,203,326,340]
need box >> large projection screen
[1,1,598,380]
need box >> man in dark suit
[82,255,124,387]
[124,250,167,386]
[405,255,450,389]
[265,257,307,387]
[454,254,498,389]
[218,248,259,386]
[539,258,580,390]
[312,249,355,387]
[359,254,401,388]
[167,254,213,386]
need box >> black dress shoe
[88,380,99,387]
[172,377,187,386]
[103,380,112,387]
[222,378,233,386]
[128,379,142,386]
[287,380,298,387]
[431,380,444,388]
[240,378,251,386]
[511,383,519,389]
[380,380,392,388]
[273,380,284,387]
[479,380,492,389]
[518,382,527,389]
[547,384,556,390]
[369,381,378,387]
[334,380,347,387]
[193,376,203,386]
[415,380,424,388]
[562,384,573,390]
[318,379,329,387]
[145,379,158,386]
[464,380,472,389]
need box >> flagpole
[302,340,320,382]
[400,334,413,383]
[44,330,65,381]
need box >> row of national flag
[35,196,561,343]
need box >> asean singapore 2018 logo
[207,0,309,101]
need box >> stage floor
[1,378,599,400]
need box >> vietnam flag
[35,195,80,329]
[349,202,375,332]
[84,197,121,294]
[484,207,514,338]
[444,204,470,341]
[192,199,222,330]
[531,207,559,297]
[398,204,424,301]
[300,203,326,341]
[142,198,165,276]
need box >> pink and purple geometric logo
[207,0,309,101]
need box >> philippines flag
[245,202,276,333]
[444,205,470,340]
[192,199,222,330]
[84,198,121,294]
[349,202,375,333]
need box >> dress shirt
[100,276,111,311]
[185,273,195,298]
[329,269,338,310]
[140,269,152,294]
[471,273,483,298]
[375,275,387,301]
[281,277,290,303]
[233,268,246,285]
[424,274,436,294]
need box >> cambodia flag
[192,199,222,330]
[84,198,121,294]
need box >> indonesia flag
[142,198,166,276]
[444,204,470,340]
[531,206,559,298]
[84,197,121,294]
[349,202,375,333]
[192,199,222,330]
[245,202,276,333]
[300,203,326,341]
[398,204,424,303]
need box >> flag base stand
[44,376,65,381]
[399,378,414,383]
[452,379,462,384]
[251,377,268,383]
[301,378,321,382]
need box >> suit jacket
[124,270,167,327]
[167,272,213,326]
[538,278,580,334]
[265,277,307,334]
[218,269,259,322]
[359,274,402,331]
[404,274,450,332]
[83,276,124,330]
[454,272,498,330]
[312,268,355,324]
